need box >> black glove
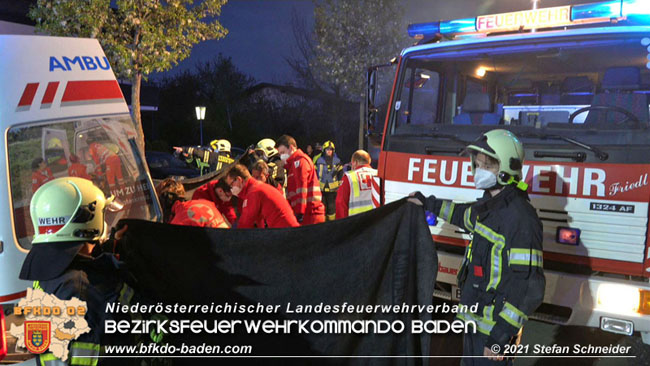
[408,191,439,213]
[296,214,304,223]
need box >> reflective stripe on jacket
[424,185,545,347]
[347,166,379,216]
[315,154,343,192]
[285,149,324,216]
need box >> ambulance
[370,0,650,347]
[0,35,160,307]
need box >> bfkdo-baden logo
[24,321,51,354]
[9,289,90,361]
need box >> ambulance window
[393,64,440,130]
[6,115,158,250]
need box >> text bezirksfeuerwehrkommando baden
[105,301,471,315]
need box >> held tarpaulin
[119,199,437,364]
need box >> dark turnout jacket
[424,185,545,349]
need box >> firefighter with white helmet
[174,138,235,175]
[253,138,285,191]
[255,138,278,160]
[410,129,544,363]
[19,177,130,366]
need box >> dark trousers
[323,191,336,220]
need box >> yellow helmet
[211,139,231,153]
[255,138,278,159]
[323,140,335,151]
[465,129,525,187]
[20,177,122,281]
[30,177,117,244]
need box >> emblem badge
[25,321,51,354]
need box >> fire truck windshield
[388,31,650,147]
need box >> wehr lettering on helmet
[37,216,70,234]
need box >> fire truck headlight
[596,285,650,315]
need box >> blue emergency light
[407,0,650,39]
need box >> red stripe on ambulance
[17,83,39,109]
[40,81,60,108]
[61,80,123,105]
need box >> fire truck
[368,0,650,346]
[0,35,161,362]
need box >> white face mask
[473,168,498,190]
[280,153,290,162]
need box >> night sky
[154,0,603,84]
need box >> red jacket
[285,149,324,217]
[32,167,54,193]
[68,163,91,180]
[170,199,228,228]
[192,180,237,225]
[238,178,299,229]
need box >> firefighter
[224,164,299,229]
[192,179,238,225]
[19,177,129,366]
[276,135,325,225]
[157,178,230,229]
[410,130,544,365]
[173,139,234,175]
[335,150,379,219]
[315,140,343,221]
[254,138,286,190]
[88,141,124,191]
[67,154,92,180]
[31,157,54,193]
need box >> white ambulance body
[0,35,160,305]
[374,0,650,345]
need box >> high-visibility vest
[347,166,379,216]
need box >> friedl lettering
[609,174,648,196]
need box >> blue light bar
[623,0,650,16]
[407,22,440,38]
[622,0,650,22]
[572,0,621,21]
[440,18,476,34]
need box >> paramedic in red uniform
[276,135,325,225]
[224,164,298,229]
[88,141,124,190]
[157,178,229,229]
[31,157,54,193]
[67,154,92,180]
[192,179,238,225]
[336,150,379,219]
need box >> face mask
[280,153,290,162]
[473,168,498,190]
